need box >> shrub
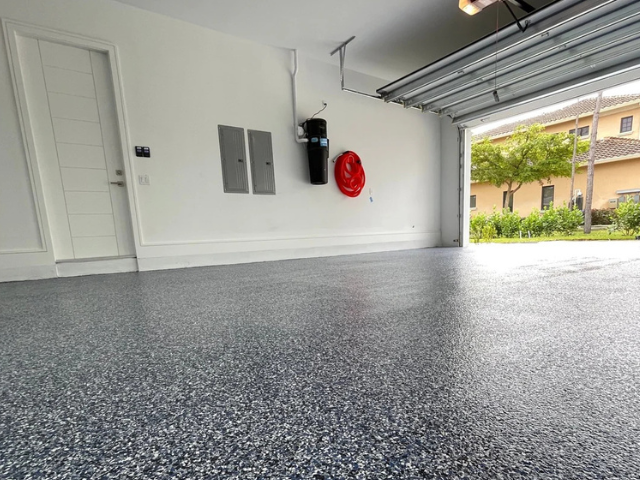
[496,209,522,238]
[611,198,640,235]
[541,203,560,236]
[488,208,503,238]
[556,204,583,235]
[472,203,584,240]
[482,224,497,241]
[521,210,543,237]
[470,213,489,244]
[591,209,614,226]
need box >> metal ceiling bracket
[506,0,535,14]
[330,35,355,92]
[329,36,356,57]
[503,1,530,33]
[330,36,382,100]
[329,36,423,110]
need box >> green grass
[477,229,637,244]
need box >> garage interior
[1,0,640,478]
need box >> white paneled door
[16,38,135,261]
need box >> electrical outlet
[138,174,150,186]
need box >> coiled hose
[335,151,365,197]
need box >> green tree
[472,124,589,209]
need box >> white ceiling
[113,0,556,81]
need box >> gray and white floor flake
[1,242,639,479]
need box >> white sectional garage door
[378,0,640,124]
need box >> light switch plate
[138,174,150,186]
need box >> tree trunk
[503,183,513,210]
[569,115,579,209]
[584,92,603,234]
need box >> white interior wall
[0,0,446,282]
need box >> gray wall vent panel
[218,125,249,194]
[248,130,276,195]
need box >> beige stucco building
[471,95,640,214]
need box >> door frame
[457,65,640,248]
[2,19,142,260]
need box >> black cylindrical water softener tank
[305,118,329,185]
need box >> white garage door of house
[377,0,640,125]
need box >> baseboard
[138,234,439,272]
[56,257,139,278]
[0,264,58,283]
[2,233,440,281]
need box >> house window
[569,126,590,137]
[470,195,477,209]
[620,116,633,133]
[502,191,514,212]
[541,185,555,210]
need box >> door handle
[110,181,125,187]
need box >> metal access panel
[248,130,276,195]
[218,125,249,194]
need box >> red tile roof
[575,136,640,164]
[475,94,640,139]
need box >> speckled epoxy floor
[1,242,640,479]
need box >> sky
[471,79,640,135]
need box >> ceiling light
[459,0,500,16]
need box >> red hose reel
[335,151,366,197]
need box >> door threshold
[56,257,138,278]
[56,255,136,264]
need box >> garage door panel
[378,0,640,124]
